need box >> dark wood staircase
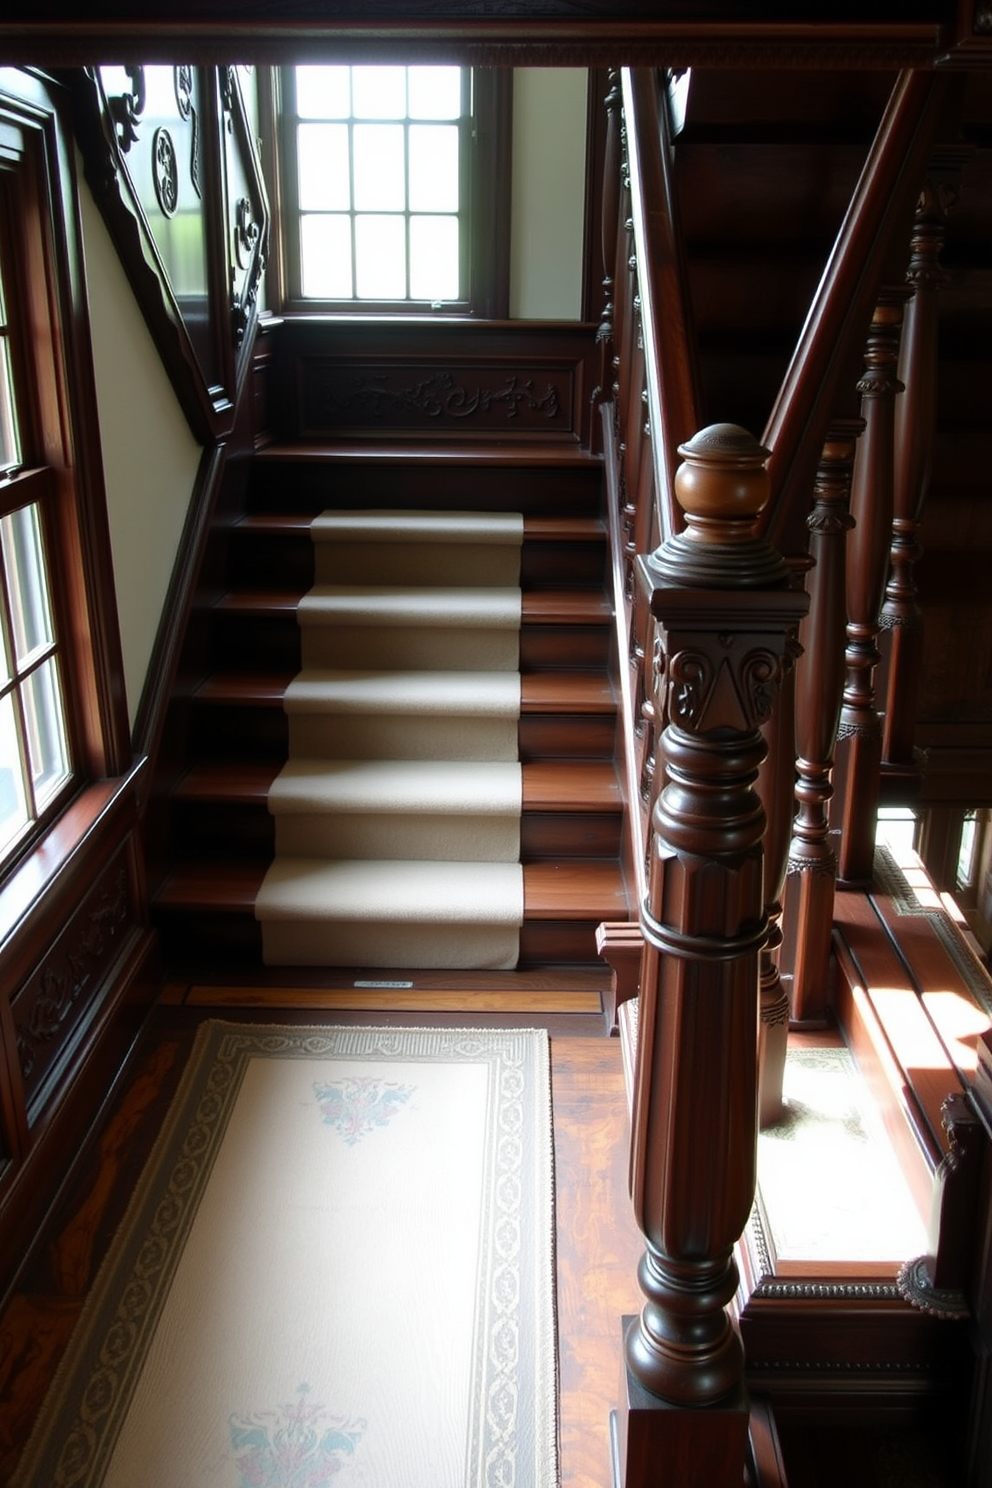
[152,440,629,974]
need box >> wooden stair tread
[194,671,615,712]
[156,860,627,920]
[214,588,611,623]
[176,759,621,811]
[235,513,604,542]
[252,442,602,468]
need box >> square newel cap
[644,424,791,591]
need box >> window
[0,72,129,888]
[273,65,510,316]
[0,197,73,866]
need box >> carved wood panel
[10,851,137,1126]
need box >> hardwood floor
[0,983,643,1487]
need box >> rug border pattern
[13,1022,558,1488]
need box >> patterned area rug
[14,1023,558,1488]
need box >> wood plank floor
[0,987,644,1488]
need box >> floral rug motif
[13,1023,557,1488]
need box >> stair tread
[176,759,621,810]
[194,671,615,712]
[236,512,605,542]
[215,588,611,622]
[156,860,626,918]
[252,443,602,467]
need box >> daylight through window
[0,240,72,863]
[290,64,467,304]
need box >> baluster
[881,155,965,769]
[593,69,621,417]
[617,425,807,1488]
[835,288,910,886]
[756,602,806,1128]
[782,423,862,1025]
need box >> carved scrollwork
[16,868,129,1081]
[107,65,146,154]
[741,647,782,726]
[234,195,260,271]
[152,127,179,217]
[667,650,709,729]
[327,372,561,424]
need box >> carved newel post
[617,425,808,1488]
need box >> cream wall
[510,70,587,320]
[77,172,203,730]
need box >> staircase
[153,438,629,976]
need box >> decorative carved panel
[11,852,135,1124]
[67,65,269,443]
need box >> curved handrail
[622,67,702,545]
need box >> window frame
[262,64,511,319]
[0,69,130,888]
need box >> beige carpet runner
[255,511,525,969]
[13,1022,559,1488]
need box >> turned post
[835,288,909,886]
[617,425,807,1488]
[594,70,622,415]
[782,423,862,1025]
[881,157,964,770]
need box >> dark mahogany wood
[782,423,861,1025]
[836,288,910,886]
[762,69,958,561]
[618,426,807,1488]
[881,151,968,772]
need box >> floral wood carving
[326,370,561,424]
[15,867,130,1086]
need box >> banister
[621,67,702,545]
[762,68,957,559]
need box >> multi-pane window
[0,244,72,864]
[283,64,473,307]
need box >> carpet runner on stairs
[255,510,525,969]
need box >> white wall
[77,171,203,729]
[510,70,587,320]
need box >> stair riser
[171,801,622,862]
[208,613,611,672]
[248,464,603,518]
[225,532,607,594]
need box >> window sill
[0,763,145,961]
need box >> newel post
[616,426,808,1488]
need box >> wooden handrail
[621,67,702,545]
[762,69,958,559]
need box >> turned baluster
[617,425,807,1488]
[835,288,909,886]
[881,157,964,768]
[756,599,806,1128]
[782,423,862,1025]
[593,70,622,414]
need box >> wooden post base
[613,1318,750,1488]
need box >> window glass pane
[296,65,351,120]
[408,67,462,121]
[0,689,29,853]
[2,503,55,666]
[300,215,353,299]
[0,618,11,686]
[409,125,459,213]
[352,66,406,120]
[353,125,405,211]
[0,341,19,474]
[410,216,460,302]
[355,215,406,299]
[22,656,70,810]
[298,123,351,211]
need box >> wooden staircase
[153,440,629,974]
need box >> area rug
[14,1023,558,1488]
